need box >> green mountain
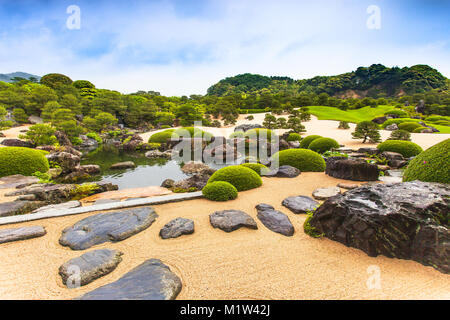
[207,64,448,98]
[0,72,41,83]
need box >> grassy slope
[307,105,450,133]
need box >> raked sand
[0,173,449,300]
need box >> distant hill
[0,72,41,83]
[207,64,449,98]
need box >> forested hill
[207,64,449,98]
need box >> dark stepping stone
[76,259,182,300]
[282,196,319,214]
[209,210,257,232]
[255,204,294,236]
[59,249,123,287]
[59,207,158,250]
[159,218,194,239]
[265,165,300,178]
[0,201,43,217]
[0,226,46,244]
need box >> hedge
[272,149,326,172]
[286,133,302,142]
[384,109,408,118]
[0,147,49,177]
[207,165,262,191]
[202,181,238,201]
[308,137,340,154]
[412,127,429,133]
[403,138,450,184]
[377,140,423,158]
[240,163,270,176]
[148,129,178,143]
[397,122,423,132]
[174,127,213,140]
[299,135,322,149]
[244,128,276,141]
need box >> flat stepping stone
[32,200,81,214]
[209,210,257,232]
[265,165,300,178]
[59,207,158,250]
[337,183,359,190]
[0,201,43,217]
[76,259,182,300]
[0,174,39,189]
[255,204,294,236]
[59,249,123,287]
[0,226,46,244]
[312,187,341,200]
[282,196,319,214]
[159,218,194,239]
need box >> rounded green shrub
[240,163,270,176]
[148,129,178,143]
[424,115,449,123]
[398,122,423,132]
[377,140,423,158]
[403,139,450,184]
[299,135,322,148]
[412,127,428,133]
[286,133,302,142]
[272,149,326,172]
[434,120,450,126]
[202,181,238,201]
[308,137,340,154]
[381,118,419,129]
[229,131,245,139]
[0,147,50,178]
[174,127,212,140]
[244,128,276,141]
[207,165,262,191]
[384,109,408,118]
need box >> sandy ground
[0,125,31,146]
[0,173,448,300]
[140,113,449,151]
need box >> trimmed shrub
[272,149,326,172]
[384,109,408,118]
[207,165,262,191]
[398,122,423,132]
[412,127,428,133]
[244,128,276,141]
[0,147,50,177]
[381,118,419,129]
[434,120,450,126]
[338,121,350,129]
[202,181,238,201]
[299,135,322,148]
[241,163,270,176]
[388,129,411,141]
[229,131,245,139]
[377,140,423,158]
[403,139,450,184]
[286,133,302,142]
[308,137,340,154]
[148,129,178,143]
[424,115,449,123]
[174,127,213,140]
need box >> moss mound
[244,128,276,141]
[272,149,326,172]
[377,140,423,158]
[398,122,423,132]
[381,118,420,129]
[148,129,178,143]
[173,127,213,140]
[207,165,262,191]
[403,139,450,184]
[286,133,302,142]
[0,147,49,177]
[308,137,340,154]
[241,163,270,176]
[412,127,428,133]
[384,109,408,118]
[202,181,238,201]
[299,135,322,148]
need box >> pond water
[80,145,189,189]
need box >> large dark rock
[372,116,387,124]
[357,147,379,155]
[415,99,426,114]
[0,226,46,244]
[159,218,194,239]
[77,259,182,300]
[209,210,257,232]
[0,139,34,148]
[234,124,263,132]
[265,165,300,178]
[173,171,213,190]
[255,204,294,236]
[309,181,450,274]
[0,200,44,217]
[59,249,123,287]
[59,207,158,250]
[46,152,81,173]
[78,135,99,151]
[54,130,73,147]
[326,158,379,181]
[282,196,319,214]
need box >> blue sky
[0,0,448,95]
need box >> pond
[80,145,189,189]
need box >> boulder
[255,204,294,236]
[78,135,98,151]
[380,151,404,161]
[385,124,398,131]
[159,218,194,239]
[59,207,158,250]
[54,130,73,147]
[46,152,81,173]
[0,226,46,244]
[282,196,319,214]
[312,187,341,200]
[160,179,175,188]
[28,115,43,124]
[76,259,182,300]
[173,172,213,190]
[357,147,379,155]
[181,161,215,175]
[265,165,300,178]
[0,200,44,217]
[234,124,263,132]
[372,116,387,124]
[388,159,408,169]
[0,175,39,189]
[0,138,34,148]
[415,99,426,114]
[325,158,379,181]
[288,141,300,148]
[110,161,136,170]
[309,181,450,274]
[145,150,171,159]
[122,134,143,151]
[209,210,257,232]
[59,249,123,287]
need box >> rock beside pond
[173,171,212,190]
[255,204,294,236]
[265,165,300,178]
[145,150,171,158]
[0,200,44,217]
[282,196,319,214]
[312,187,341,200]
[181,161,215,175]
[326,158,379,181]
[0,226,46,244]
[309,181,450,274]
[210,210,257,232]
[161,179,175,188]
[110,161,136,170]
[159,218,194,239]
[0,138,34,148]
[46,152,80,173]
[59,249,123,287]
[78,135,98,151]
[77,259,182,300]
[59,207,158,250]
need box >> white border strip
[0,192,203,226]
